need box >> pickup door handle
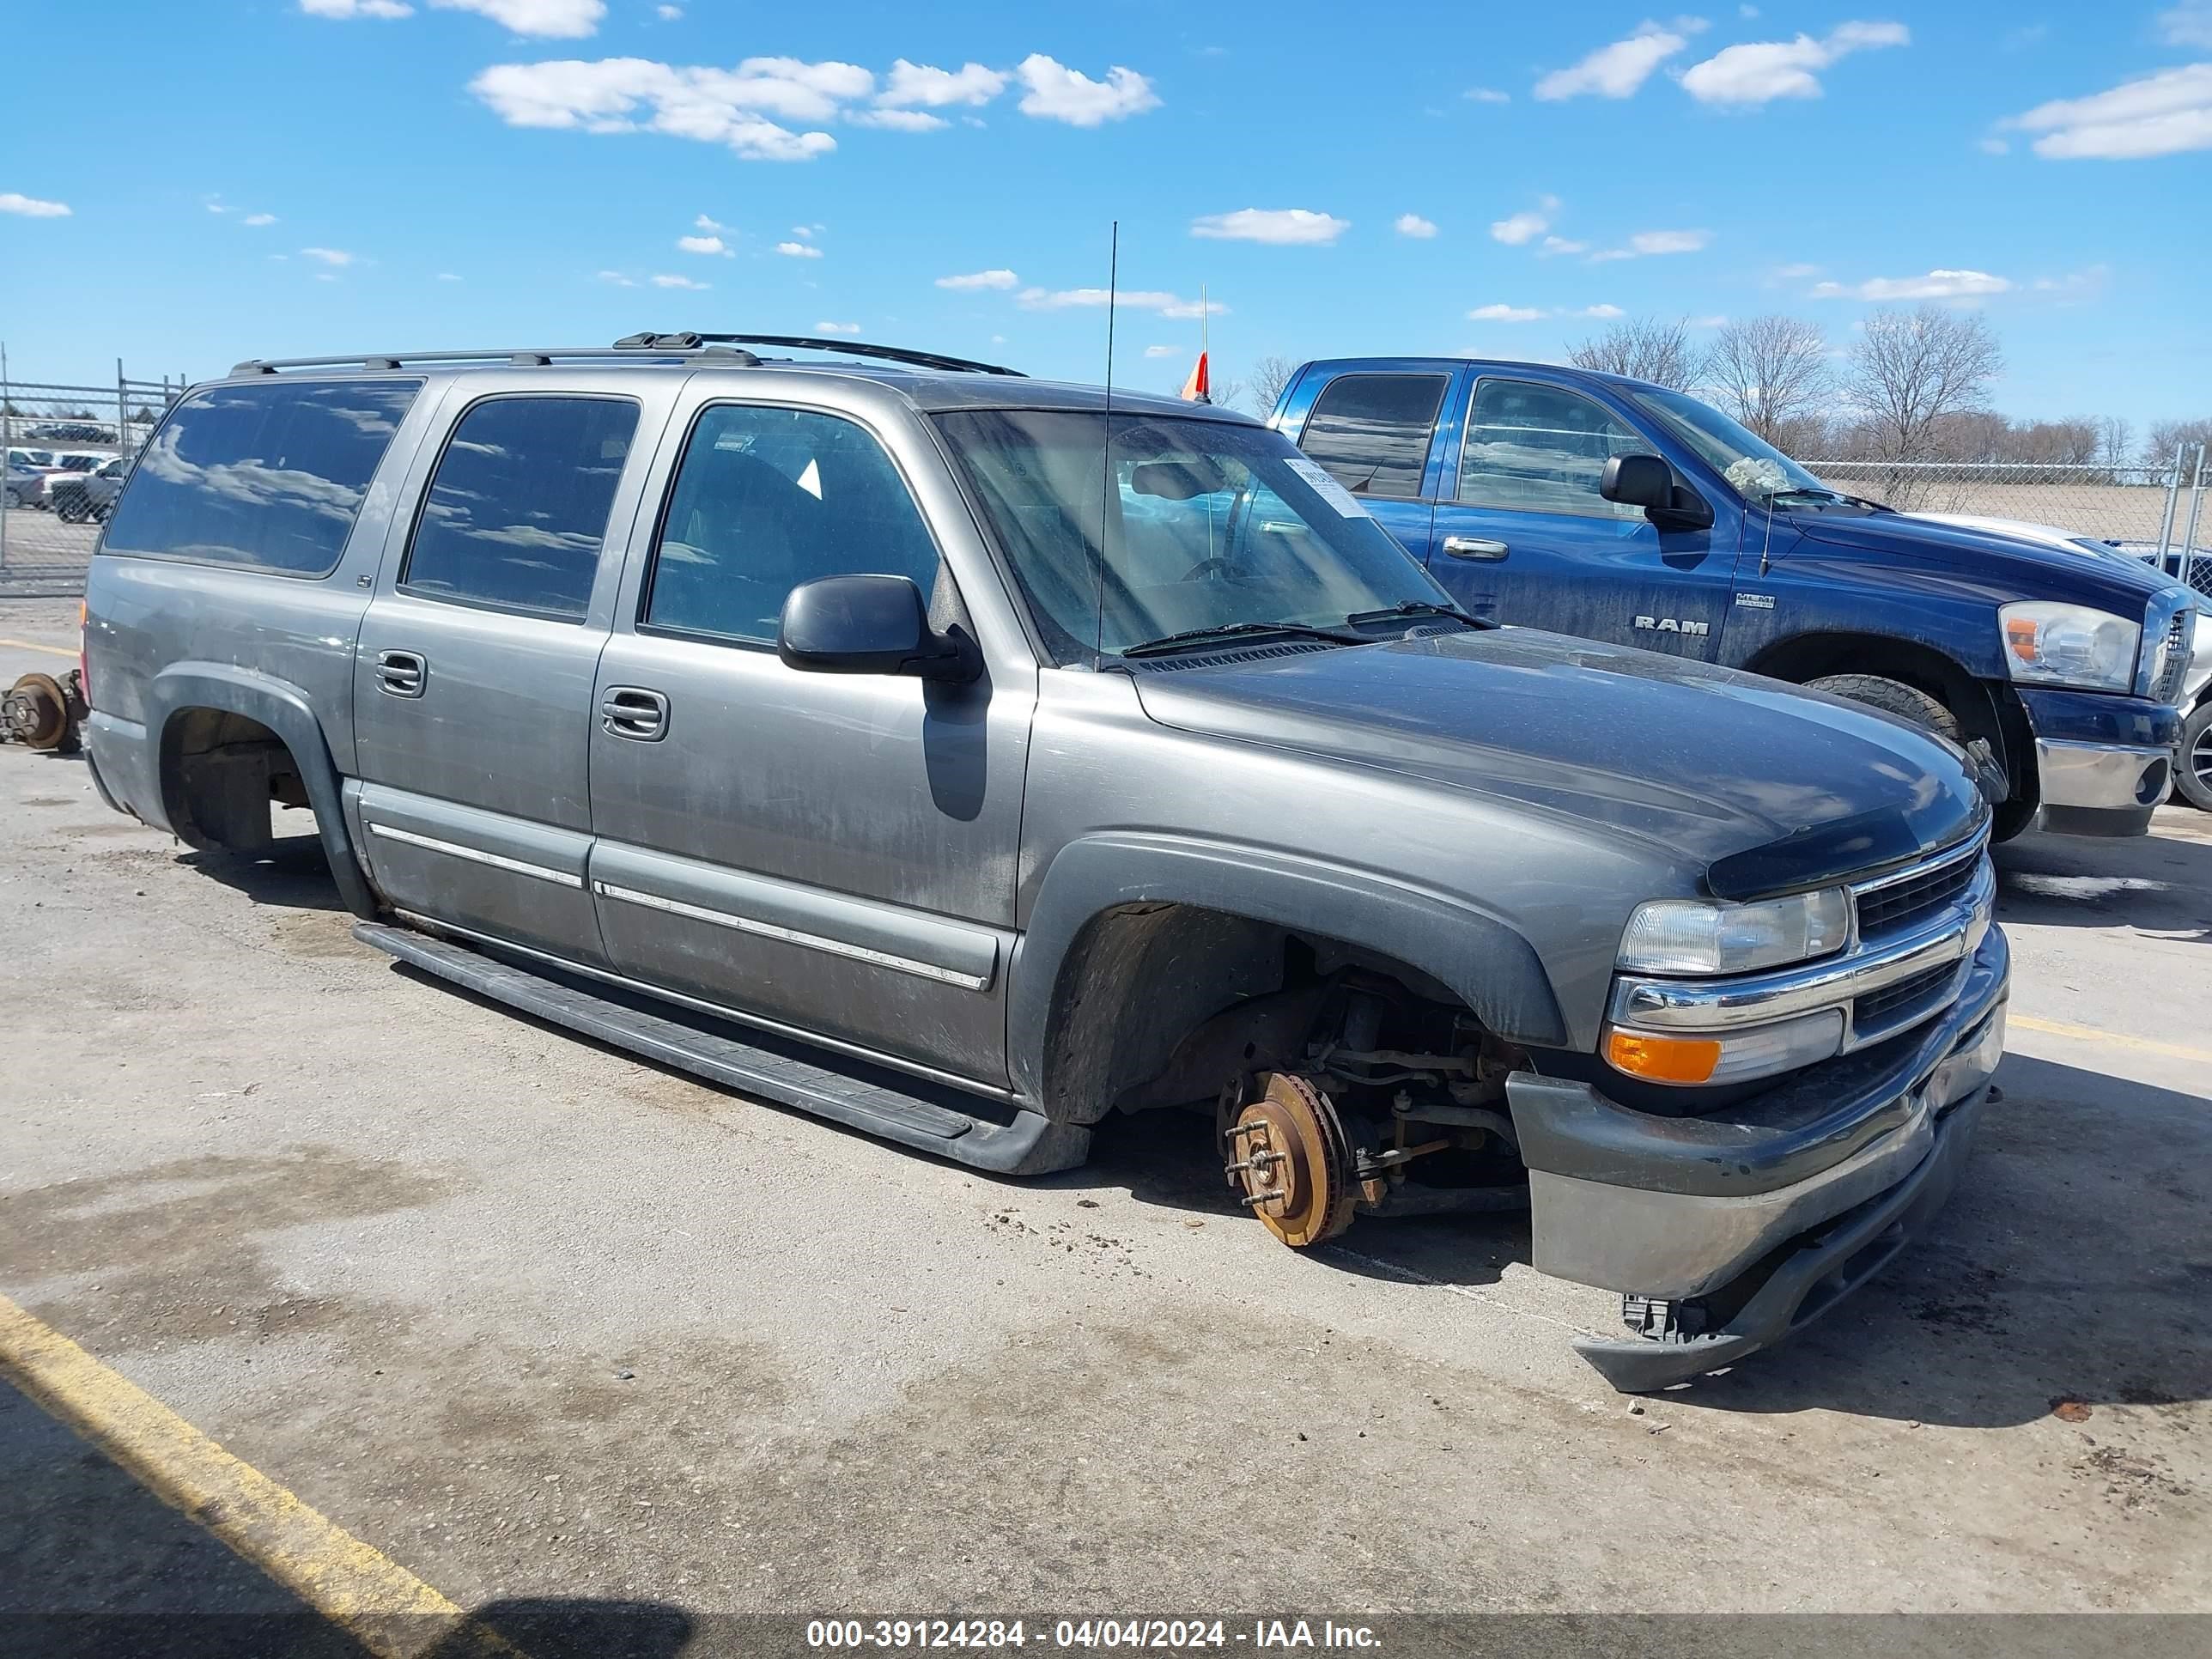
[600,686,670,742]
[1442,536,1510,562]
[374,649,426,697]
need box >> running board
[352,921,1086,1176]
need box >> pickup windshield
[935,410,1450,664]
[1629,387,1828,503]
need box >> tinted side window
[1459,380,1652,519]
[102,378,422,574]
[1298,373,1448,500]
[642,404,941,645]
[402,397,640,619]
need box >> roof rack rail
[616,332,1024,377]
[224,335,1024,379]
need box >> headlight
[2000,602,2139,691]
[1617,888,1850,975]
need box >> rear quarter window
[101,378,423,575]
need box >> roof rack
[228,333,1023,379]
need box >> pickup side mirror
[777,574,978,683]
[1601,453,1714,532]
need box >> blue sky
[3,1,2209,426]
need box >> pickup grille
[1855,851,1979,941]
[2151,608,2195,704]
[1854,961,1960,1036]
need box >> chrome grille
[1853,961,1960,1036]
[2151,608,2194,704]
[1852,835,1987,944]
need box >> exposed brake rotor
[1221,1072,1358,1249]
[2,672,83,754]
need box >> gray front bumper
[1510,925,2010,1391]
[2034,737,2171,836]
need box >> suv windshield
[1629,387,1827,502]
[936,410,1451,663]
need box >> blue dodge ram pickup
[1275,359,2197,839]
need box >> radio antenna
[1093,220,1119,671]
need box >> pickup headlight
[2001,602,2139,692]
[1616,888,1850,975]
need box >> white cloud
[429,0,605,38]
[1809,268,2013,301]
[468,57,870,161]
[599,270,636,285]
[0,192,72,217]
[1540,234,1588,255]
[1680,21,1910,106]
[1014,54,1159,125]
[1590,228,1711,261]
[301,246,355,265]
[1018,287,1224,319]
[1490,196,1559,245]
[1468,303,1547,322]
[1580,303,1626,318]
[315,271,339,283]
[848,108,947,131]
[300,0,412,17]
[677,234,729,255]
[206,200,231,214]
[1395,212,1438,239]
[1464,86,1510,104]
[775,240,823,258]
[1771,261,1820,278]
[657,3,681,17]
[242,212,277,226]
[651,272,709,289]
[878,58,1006,107]
[437,271,463,281]
[1143,344,1183,358]
[1190,207,1349,246]
[2159,3,2212,48]
[694,213,726,231]
[936,268,1020,290]
[815,321,862,334]
[2003,64,2212,160]
[1535,21,1702,101]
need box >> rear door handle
[1442,536,1510,561]
[600,686,670,741]
[374,649,426,697]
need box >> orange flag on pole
[1180,350,1210,403]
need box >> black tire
[1804,673,1964,744]
[2176,701,2212,813]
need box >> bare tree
[1565,315,1698,390]
[2097,415,2134,478]
[1845,305,2004,466]
[1702,315,1832,445]
[2144,416,2212,484]
[1243,354,1299,417]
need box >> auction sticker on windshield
[1282,458,1371,520]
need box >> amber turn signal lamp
[1604,1029,1723,1085]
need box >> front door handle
[600,686,670,741]
[374,649,426,697]
[1442,536,1510,562]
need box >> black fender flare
[147,663,380,921]
[1006,833,1567,1107]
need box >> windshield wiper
[1762,487,1848,506]
[1120,619,1370,659]
[1342,599,1488,629]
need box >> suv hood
[1793,512,2184,614]
[1132,629,1984,891]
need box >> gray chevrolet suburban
[79,334,2010,1389]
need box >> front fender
[1007,832,1568,1107]
[147,663,380,921]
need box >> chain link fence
[1805,449,2212,596]
[1,363,186,598]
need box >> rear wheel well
[159,708,313,854]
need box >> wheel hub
[1222,1072,1357,1249]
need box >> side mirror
[1601,453,1714,532]
[777,574,977,683]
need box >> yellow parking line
[0,1292,518,1658]
[2009,1012,2212,1067]
[0,638,78,659]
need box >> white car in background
[1910,513,2212,810]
